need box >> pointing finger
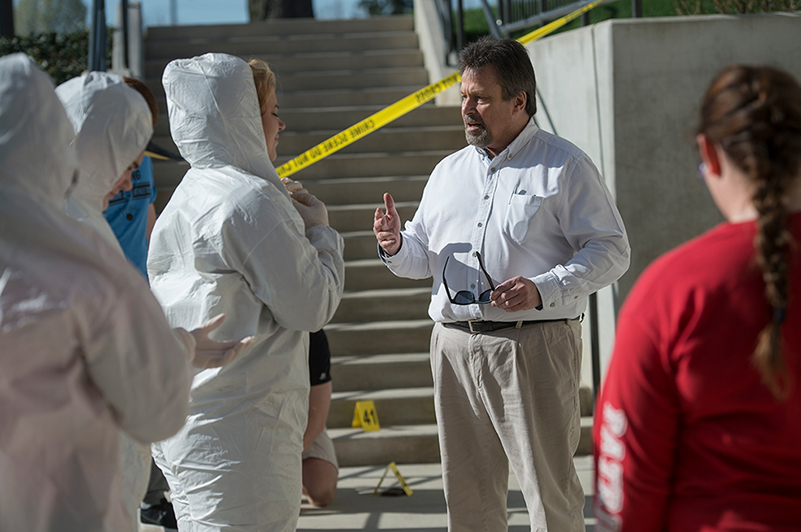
[383,192,396,214]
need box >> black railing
[88,0,107,71]
[445,0,643,49]
[90,0,132,72]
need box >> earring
[697,163,707,179]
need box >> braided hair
[697,65,801,400]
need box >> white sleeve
[78,272,193,444]
[220,202,345,333]
[532,155,630,308]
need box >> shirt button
[484,195,490,200]
[472,251,477,257]
[574,296,578,300]
[477,222,483,227]
[470,284,476,289]
[550,302,555,308]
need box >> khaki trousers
[430,320,584,532]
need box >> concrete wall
[413,0,460,106]
[526,13,801,386]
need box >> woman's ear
[696,133,722,177]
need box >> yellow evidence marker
[352,400,380,432]
[373,461,414,497]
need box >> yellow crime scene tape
[275,0,605,178]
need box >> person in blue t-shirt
[104,154,157,279]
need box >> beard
[464,116,492,148]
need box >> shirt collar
[473,117,539,162]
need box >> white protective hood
[163,52,288,197]
[0,53,77,210]
[56,72,153,247]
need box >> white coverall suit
[56,72,158,530]
[0,54,192,532]
[148,53,345,531]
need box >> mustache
[463,115,485,127]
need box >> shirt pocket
[503,193,543,244]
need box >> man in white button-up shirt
[374,37,629,531]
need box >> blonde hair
[248,58,276,114]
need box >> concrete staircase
[144,15,593,468]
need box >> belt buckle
[467,320,482,333]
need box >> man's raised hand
[373,192,402,256]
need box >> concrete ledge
[330,424,441,467]
[329,387,436,428]
[332,353,434,392]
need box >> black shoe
[140,497,178,530]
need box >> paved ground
[142,456,596,531]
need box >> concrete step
[154,85,425,114]
[145,16,414,41]
[304,175,428,206]
[331,353,433,392]
[330,424,440,467]
[274,150,450,180]
[328,387,436,428]
[276,85,425,109]
[328,201,417,233]
[331,357,594,418]
[292,459,597,531]
[279,125,465,156]
[341,231,382,261]
[341,259,431,292]
[325,318,433,355]
[152,173,428,218]
[151,125,463,160]
[145,31,419,59]
[145,66,429,97]
[330,416,594,467]
[152,149,445,186]
[333,287,430,323]
[153,105,460,138]
[146,48,424,79]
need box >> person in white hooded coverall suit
[0,54,229,532]
[55,71,162,531]
[148,53,345,531]
[52,70,253,531]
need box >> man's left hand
[490,277,542,312]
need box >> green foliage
[15,0,87,36]
[673,0,799,14]
[0,30,111,86]
[457,5,495,45]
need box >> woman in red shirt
[594,65,801,532]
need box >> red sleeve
[594,302,680,532]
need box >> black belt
[448,320,538,333]
[447,318,578,334]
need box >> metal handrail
[434,0,455,65]
[121,0,129,70]
[475,0,643,37]
[89,0,107,71]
